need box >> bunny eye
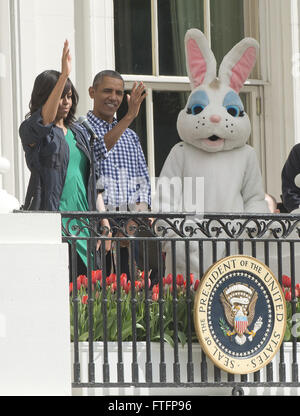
[187,90,209,115]
[226,105,243,117]
[191,104,205,115]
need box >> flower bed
[69,271,199,347]
[70,271,299,345]
[281,275,300,342]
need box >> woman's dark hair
[26,70,79,126]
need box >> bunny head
[177,29,259,153]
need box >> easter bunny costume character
[153,29,269,277]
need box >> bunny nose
[210,115,221,123]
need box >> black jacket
[19,109,100,211]
[281,143,300,212]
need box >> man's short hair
[92,70,124,88]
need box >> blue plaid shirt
[87,111,151,210]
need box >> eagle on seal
[220,283,258,343]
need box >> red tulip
[92,270,102,282]
[194,279,200,291]
[81,275,88,288]
[152,284,159,294]
[141,277,151,288]
[69,282,73,293]
[82,295,88,304]
[166,274,173,285]
[125,281,131,294]
[189,273,194,285]
[91,273,97,285]
[77,275,85,290]
[282,275,291,287]
[285,290,292,301]
[106,274,116,286]
[152,292,159,302]
[111,282,117,293]
[176,274,184,286]
[120,274,127,288]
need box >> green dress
[59,129,90,267]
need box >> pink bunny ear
[185,29,216,89]
[218,38,259,92]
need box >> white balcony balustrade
[0,156,20,213]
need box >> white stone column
[0,156,20,213]
[74,0,115,116]
[0,0,17,196]
[0,212,71,396]
[263,0,297,198]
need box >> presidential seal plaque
[194,255,286,375]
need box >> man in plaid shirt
[87,70,150,210]
[87,70,151,277]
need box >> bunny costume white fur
[153,29,269,277]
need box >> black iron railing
[61,212,300,395]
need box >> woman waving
[19,40,110,275]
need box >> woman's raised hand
[61,39,71,78]
[41,40,72,126]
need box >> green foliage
[70,272,300,347]
[284,299,300,342]
[69,272,198,348]
[219,318,230,336]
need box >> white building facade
[1,0,300,206]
